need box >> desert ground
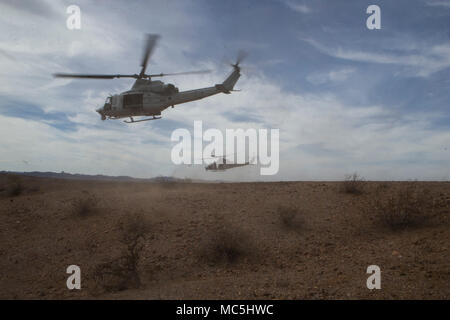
[0,174,448,299]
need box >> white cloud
[307,68,355,85]
[0,115,172,177]
[426,1,450,8]
[1,66,449,181]
[284,1,311,14]
[0,1,449,181]
[302,38,450,77]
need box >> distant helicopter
[202,153,253,172]
[54,34,245,123]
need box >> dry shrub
[277,205,304,232]
[6,175,24,197]
[199,225,251,266]
[372,183,436,230]
[71,192,98,217]
[93,213,150,292]
[341,172,365,194]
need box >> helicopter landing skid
[124,116,162,123]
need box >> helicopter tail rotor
[220,51,247,93]
[230,50,248,71]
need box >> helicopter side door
[123,93,143,109]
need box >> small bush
[277,205,304,232]
[93,256,140,293]
[119,213,150,245]
[6,175,23,197]
[71,192,98,217]
[372,183,435,230]
[93,213,150,292]
[200,226,250,266]
[341,172,365,194]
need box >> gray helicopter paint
[53,34,244,123]
[101,68,240,120]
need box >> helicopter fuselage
[205,162,250,171]
[97,68,240,122]
[54,34,245,123]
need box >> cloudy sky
[0,0,449,181]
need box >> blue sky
[0,0,449,180]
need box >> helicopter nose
[96,108,106,120]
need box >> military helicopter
[54,34,244,123]
[203,153,253,172]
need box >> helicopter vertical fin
[221,67,241,92]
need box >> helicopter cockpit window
[104,97,112,110]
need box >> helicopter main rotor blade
[139,34,160,78]
[146,69,212,78]
[53,73,138,79]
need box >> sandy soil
[0,175,448,299]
